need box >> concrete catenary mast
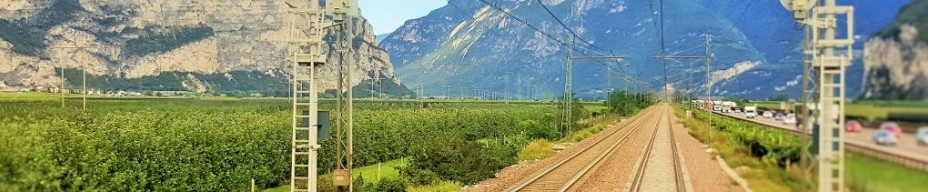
[287,1,326,191]
[287,0,358,191]
[781,0,854,191]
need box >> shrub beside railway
[0,99,564,191]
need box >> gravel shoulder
[571,107,662,191]
[637,111,678,191]
[671,111,744,192]
[462,108,655,192]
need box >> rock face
[864,25,928,100]
[0,0,404,94]
[380,0,908,99]
[863,0,928,100]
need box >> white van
[745,106,758,118]
[722,101,737,113]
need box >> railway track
[505,108,659,192]
[627,110,686,192]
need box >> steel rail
[556,108,660,191]
[628,110,683,192]
[669,111,687,192]
[505,108,658,192]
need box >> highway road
[711,110,928,171]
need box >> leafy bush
[517,139,556,161]
[0,99,559,190]
[687,107,802,166]
[0,110,288,191]
[606,91,655,116]
[403,136,520,185]
[405,181,461,192]
[400,166,442,186]
[521,120,558,140]
[364,177,405,192]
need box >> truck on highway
[721,101,737,113]
[745,106,758,118]
[713,100,722,111]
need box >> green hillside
[875,0,928,43]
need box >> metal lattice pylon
[288,1,326,191]
[327,1,359,191]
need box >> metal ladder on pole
[289,2,326,191]
[810,2,854,191]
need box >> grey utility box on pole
[302,111,331,141]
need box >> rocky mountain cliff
[381,0,909,99]
[0,0,411,96]
[864,0,928,100]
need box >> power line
[535,0,605,52]
[445,0,472,17]
[446,0,597,58]
[668,44,705,56]
[659,0,668,101]
[476,0,605,57]
[722,1,757,34]
[475,0,621,95]
[449,1,635,98]
[477,0,569,47]
[447,0,618,62]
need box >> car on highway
[783,114,797,125]
[880,122,903,138]
[846,120,863,133]
[917,127,928,146]
[745,106,758,118]
[873,130,898,146]
[775,113,785,121]
[762,111,774,118]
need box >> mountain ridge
[0,0,413,97]
[381,0,909,100]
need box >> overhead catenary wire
[442,0,622,68]
[476,0,569,47]
[722,1,757,34]
[445,0,476,19]
[476,0,606,58]
[668,44,705,56]
[458,0,629,99]
[657,0,669,101]
[443,1,592,60]
[534,0,606,52]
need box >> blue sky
[360,0,447,35]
